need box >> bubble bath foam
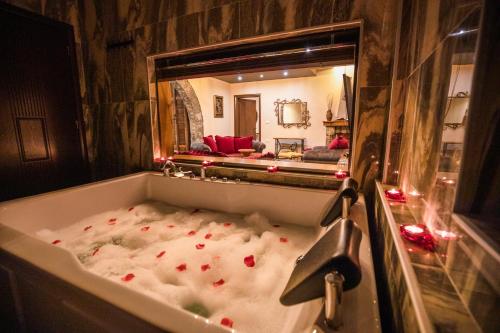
[37,201,317,332]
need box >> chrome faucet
[160,160,177,177]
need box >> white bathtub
[0,172,380,333]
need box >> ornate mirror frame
[274,99,311,129]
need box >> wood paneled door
[0,3,89,201]
[234,94,261,140]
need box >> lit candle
[334,170,347,179]
[434,229,458,240]
[267,166,279,173]
[408,189,423,198]
[167,156,174,161]
[202,160,213,167]
[400,224,436,251]
[384,188,406,202]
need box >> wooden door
[235,99,257,137]
[0,4,89,201]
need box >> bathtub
[0,172,380,333]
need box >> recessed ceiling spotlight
[305,48,311,53]
[237,75,243,81]
[283,71,288,76]
[259,74,264,78]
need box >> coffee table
[238,148,256,157]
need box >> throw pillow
[215,135,236,154]
[234,136,253,151]
[203,135,218,152]
[328,134,349,149]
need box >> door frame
[233,94,261,141]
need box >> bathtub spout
[279,217,362,306]
[319,178,358,227]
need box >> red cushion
[215,135,235,154]
[328,135,349,149]
[234,136,253,151]
[203,135,218,152]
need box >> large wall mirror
[274,99,311,129]
[149,26,359,180]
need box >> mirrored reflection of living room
[157,64,354,172]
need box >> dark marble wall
[3,0,399,186]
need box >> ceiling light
[305,48,311,53]
[237,75,243,81]
[283,71,288,76]
[259,74,264,78]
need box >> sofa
[303,146,347,163]
[190,135,266,157]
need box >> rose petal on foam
[187,230,196,236]
[213,279,225,287]
[121,273,135,282]
[244,255,255,267]
[176,263,187,271]
[201,264,211,271]
[221,317,233,328]
[141,226,150,232]
[84,225,92,231]
[204,233,212,239]
[128,207,134,212]
[195,243,205,250]
[92,248,100,256]
[108,218,117,225]
[52,240,61,245]
[223,222,232,227]
[156,251,166,258]
[280,237,288,243]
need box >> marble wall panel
[126,101,153,172]
[352,87,390,192]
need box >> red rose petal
[190,209,200,214]
[52,240,61,245]
[167,224,175,228]
[108,218,117,225]
[204,233,212,239]
[84,225,92,231]
[187,230,196,236]
[221,317,233,328]
[92,248,100,256]
[176,263,187,271]
[156,250,166,258]
[213,278,225,287]
[141,226,150,232]
[201,264,211,271]
[244,255,255,267]
[223,222,232,227]
[273,224,281,228]
[128,207,134,212]
[196,243,205,250]
[121,273,135,282]
[280,237,288,243]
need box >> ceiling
[213,67,328,84]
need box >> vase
[326,109,333,121]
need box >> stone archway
[170,80,204,145]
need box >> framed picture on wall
[214,95,223,118]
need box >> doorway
[234,94,261,140]
[0,3,89,201]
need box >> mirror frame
[274,99,311,129]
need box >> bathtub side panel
[147,176,335,227]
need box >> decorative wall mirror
[274,99,311,129]
[444,91,469,129]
